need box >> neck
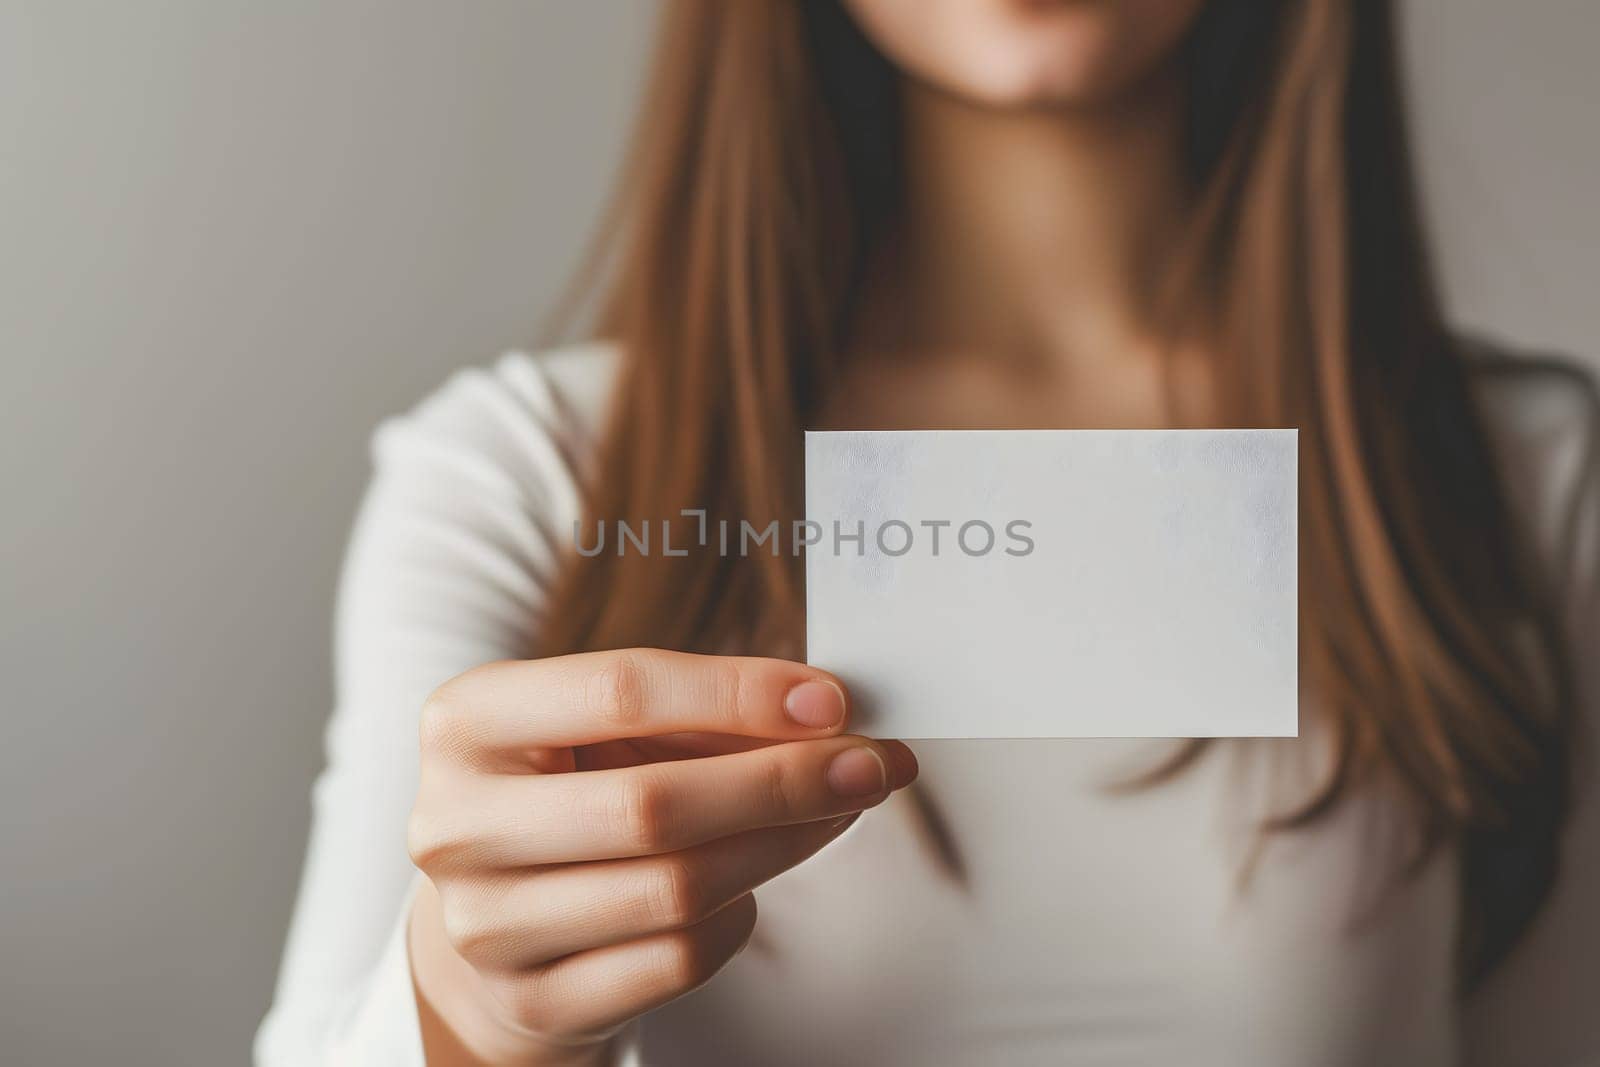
[880,72,1190,370]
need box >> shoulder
[384,339,621,464]
[341,341,622,632]
[1464,333,1600,600]
[370,340,622,509]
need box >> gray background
[0,2,1594,1063]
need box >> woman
[257,1,1599,1064]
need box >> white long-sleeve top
[256,340,1599,1066]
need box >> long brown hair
[537,0,1577,988]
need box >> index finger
[425,648,851,751]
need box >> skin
[843,0,1204,108]
[409,652,917,1064]
[410,2,1209,1063]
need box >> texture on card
[804,429,1298,739]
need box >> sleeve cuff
[323,879,426,1067]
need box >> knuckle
[655,932,714,990]
[405,812,455,872]
[418,680,471,755]
[495,969,594,1044]
[754,750,795,818]
[587,653,649,732]
[643,858,707,929]
[656,910,750,991]
[488,972,549,1033]
[440,900,500,967]
[612,772,675,852]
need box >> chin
[844,0,1205,110]
[955,27,1143,108]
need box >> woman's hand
[406,649,918,1066]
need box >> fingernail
[880,740,919,787]
[826,747,887,798]
[784,679,846,729]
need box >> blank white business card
[804,429,1298,739]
